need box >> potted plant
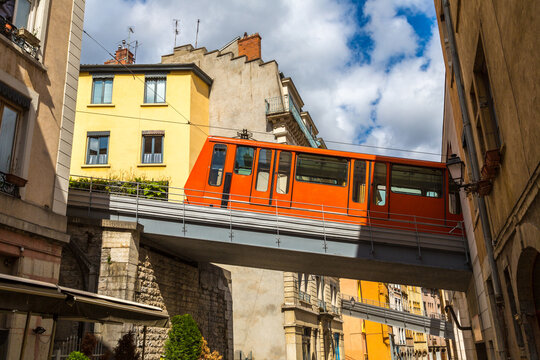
[17,28,40,47]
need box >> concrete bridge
[66,179,471,291]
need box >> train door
[250,148,275,205]
[370,162,389,220]
[228,145,256,207]
[271,150,294,208]
[348,159,369,220]
[204,143,229,207]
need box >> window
[233,146,254,175]
[142,133,163,164]
[86,132,109,165]
[91,78,113,104]
[352,160,367,203]
[0,0,31,28]
[296,154,348,186]
[255,149,272,191]
[390,164,443,198]
[373,162,387,206]
[276,151,291,194]
[0,101,20,173]
[144,76,166,103]
[208,144,227,186]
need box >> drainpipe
[441,0,507,357]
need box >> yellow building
[407,286,428,359]
[71,56,212,192]
[341,280,391,360]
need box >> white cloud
[81,0,444,160]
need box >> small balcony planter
[17,28,40,47]
[484,149,501,168]
[481,163,498,179]
[6,173,27,187]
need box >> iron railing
[0,16,40,59]
[68,175,469,262]
[0,171,20,197]
[265,95,319,148]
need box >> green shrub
[163,314,202,360]
[113,331,139,360]
[67,351,89,360]
[69,176,169,199]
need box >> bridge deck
[67,189,471,290]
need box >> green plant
[163,314,202,360]
[67,351,90,360]
[69,176,169,199]
[113,331,140,360]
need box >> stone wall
[60,218,233,359]
[135,247,232,359]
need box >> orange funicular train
[184,136,463,236]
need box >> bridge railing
[68,175,468,259]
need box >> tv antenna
[173,19,180,48]
[195,19,200,48]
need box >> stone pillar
[93,220,142,349]
[284,324,303,360]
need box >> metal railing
[0,16,40,58]
[265,95,319,148]
[68,175,469,260]
[0,171,20,197]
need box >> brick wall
[238,33,261,61]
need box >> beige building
[161,34,343,360]
[0,0,84,358]
[436,0,539,359]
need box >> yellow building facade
[71,63,212,191]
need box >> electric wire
[81,30,441,158]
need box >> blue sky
[81,0,445,160]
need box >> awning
[0,273,168,327]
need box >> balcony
[265,95,319,148]
[0,16,40,59]
[298,290,311,303]
[0,171,26,197]
[317,299,326,312]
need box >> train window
[295,154,348,186]
[352,160,367,203]
[276,151,292,194]
[448,172,461,214]
[234,146,254,175]
[390,164,443,198]
[373,163,387,206]
[255,149,272,192]
[208,144,227,186]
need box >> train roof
[207,136,446,169]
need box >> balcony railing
[0,171,25,197]
[318,299,326,312]
[0,16,40,59]
[299,290,311,303]
[265,95,319,148]
[331,304,341,315]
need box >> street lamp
[446,154,465,185]
[446,154,492,196]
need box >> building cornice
[80,63,213,87]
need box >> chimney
[105,41,135,65]
[238,32,261,61]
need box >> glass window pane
[373,162,387,206]
[234,146,254,175]
[0,106,18,173]
[92,80,103,104]
[390,164,443,198]
[103,79,113,103]
[208,144,227,186]
[143,136,153,155]
[154,136,163,154]
[156,79,166,102]
[255,149,272,192]
[276,151,291,194]
[295,153,348,186]
[448,172,461,214]
[144,80,155,103]
[14,0,31,29]
[352,160,366,203]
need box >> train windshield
[295,154,348,186]
[390,164,443,198]
[234,146,255,175]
